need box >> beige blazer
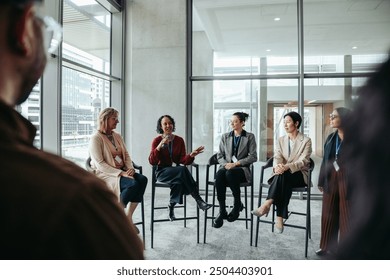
[89,131,133,201]
[272,132,312,184]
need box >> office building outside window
[61,0,112,167]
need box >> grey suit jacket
[272,131,312,184]
[217,130,257,182]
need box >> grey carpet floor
[135,196,322,260]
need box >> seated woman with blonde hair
[89,107,147,234]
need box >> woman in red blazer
[149,115,211,221]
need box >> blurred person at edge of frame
[337,55,390,260]
[0,0,143,259]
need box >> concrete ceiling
[193,0,390,58]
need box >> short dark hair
[156,115,176,134]
[233,112,249,123]
[284,111,302,129]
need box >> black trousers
[267,171,305,218]
[156,166,197,204]
[215,167,246,206]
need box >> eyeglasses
[329,114,339,120]
[11,4,63,55]
[35,15,63,55]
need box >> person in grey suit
[213,112,258,228]
[252,111,312,233]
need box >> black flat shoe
[212,211,228,228]
[167,204,176,221]
[227,202,244,222]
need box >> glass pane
[192,79,298,164]
[61,67,110,167]
[193,0,298,76]
[304,0,390,73]
[63,0,111,73]
[17,81,41,149]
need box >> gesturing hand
[190,146,205,157]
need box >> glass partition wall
[190,0,390,194]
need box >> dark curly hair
[156,115,176,134]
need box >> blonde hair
[98,107,118,133]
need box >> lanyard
[168,141,173,161]
[233,135,241,155]
[335,134,342,160]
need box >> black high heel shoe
[227,202,244,222]
[191,192,212,211]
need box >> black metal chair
[254,157,315,258]
[150,164,200,248]
[203,153,254,245]
[85,157,146,248]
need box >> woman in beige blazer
[89,108,147,233]
[252,111,312,233]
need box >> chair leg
[254,185,262,247]
[184,195,187,228]
[197,205,200,243]
[203,183,209,243]
[151,185,155,249]
[244,187,248,229]
[211,185,217,226]
[141,198,145,249]
[250,185,254,246]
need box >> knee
[176,165,187,174]
[137,176,148,191]
[140,175,148,186]
[215,169,226,182]
[225,170,236,181]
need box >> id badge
[232,155,238,163]
[333,160,340,172]
[115,155,122,164]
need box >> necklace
[101,131,117,151]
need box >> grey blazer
[217,130,257,182]
[272,132,312,184]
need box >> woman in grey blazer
[252,111,312,233]
[213,112,258,228]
